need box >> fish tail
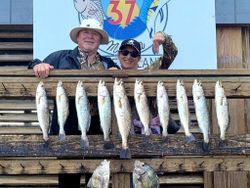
[43,134,49,142]
[120,148,131,159]
[162,128,168,137]
[144,128,152,136]
[58,133,65,141]
[185,134,196,143]
[80,137,89,150]
[202,141,209,152]
[103,141,115,149]
[220,131,226,141]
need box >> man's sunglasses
[119,49,140,58]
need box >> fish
[192,79,210,151]
[215,80,230,147]
[134,79,152,136]
[87,159,110,188]
[97,80,114,149]
[133,160,160,188]
[176,80,195,143]
[75,80,91,150]
[36,81,50,143]
[56,80,69,141]
[157,80,170,137]
[113,78,132,159]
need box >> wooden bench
[0,68,249,187]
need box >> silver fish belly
[134,79,151,136]
[157,80,170,137]
[36,81,50,142]
[56,80,69,141]
[133,160,159,188]
[75,80,91,150]
[113,78,132,158]
[176,80,195,143]
[87,160,110,188]
[192,79,210,150]
[215,80,230,141]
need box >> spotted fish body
[75,80,91,150]
[157,80,170,137]
[56,81,69,141]
[134,79,151,136]
[192,80,210,150]
[36,81,50,142]
[97,80,114,149]
[133,160,160,188]
[176,80,195,143]
[87,160,110,188]
[113,78,132,159]
[215,81,230,141]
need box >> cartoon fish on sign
[74,0,104,24]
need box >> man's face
[77,29,102,53]
[118,46,140,69]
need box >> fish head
[98,81,109,98]
[134,79,144,95]
[192,80,204,96]
[36,81,46,96]
[134,160,147,176]
[176,80,186,94]
[113,79,126,98]
[215,80,225,97]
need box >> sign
[34,0,216,69]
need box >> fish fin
[202,142,209,152]
[185,134,196,143]
[86,177,93,188]
[120,149,131,159]
[80,137,89,150]
[103,141,115,149]
[58,133,65,141]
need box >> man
[29,18,119,188]
[117,32,180,134]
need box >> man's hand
[152,32,166,54]
[33,63,54,78]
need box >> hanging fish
[56,81,69,141]
[113,78,132,159]
[87,160,110,188]
[192,79,210,151]
[134,79,152,136]
[97,80,114,149]
[75,80,91,150]
[157,80,170,137]
[215,81,230,147]
[36,81,50,143]
[176,80,195,143]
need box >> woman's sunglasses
[119,49,140,58]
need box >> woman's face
[118,46,140,69]
[77,29,102,53]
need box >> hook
[80,163,85,172]
[179,163,184,172]
[237,161,244,171]
[59,163,64,169]
[20,163,25,169]
[120,163,124,172]
[0,164,5,169]
[217,161,224,170]
[233,84,241,92]
[21,84,27,91]
[1,83,7,91]
[199,161,205,168]
[39,162,45,170]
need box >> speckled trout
[134,79,152,136]
[192,79,210,151]
[113,78,132,159]
[98,80,114,149]
[157,80,170,137]
[87,160,110,188]
[36,81,50,142]
[75,80,91,150]
[56,80,69,141]
[215,80,230,146]
[176,80,195,143]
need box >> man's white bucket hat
[70,18,109,44]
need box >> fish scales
[157,80,170,137]
[176,80,195,143]
[36,81,50,142]
[56,81,69,141]
[75,80,91,150]
[134,79,151,136]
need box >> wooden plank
[204,171,214,188]
[214,171,227,188]
[0,42,32,50]
[0,54,32,62]
[0,31,32,39]
[112,173,130,188]
[228,171,247,188]
[160,174,203,184]
[0,127,41,134]
[0,113,38,122]
[0,134,245,157]
[0,157,248,175]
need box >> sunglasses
[119,49,140,58]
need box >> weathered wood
[0,42,32,50]
[112,173,130,188]
[0,54,32,62]
[214,171,227,188]
[228,171,248,188]
[0,134,246,157]
[204,171,214,188]
[0,157,248,174]
[160,174,203,184]
[0,69,250,98]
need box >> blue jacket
[29,47,120,136]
